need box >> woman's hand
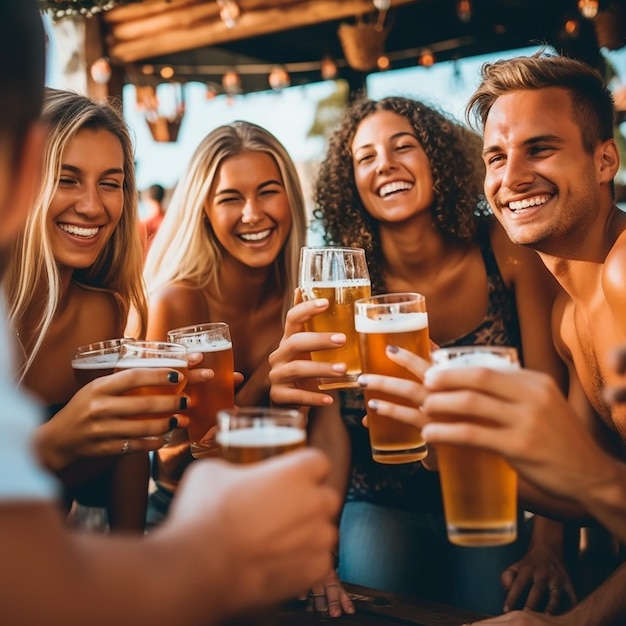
[269,292,348,408]
[301,568,355,618]
[35,367,194,472]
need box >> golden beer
[355,298,430,464]
[168,323,235,458]
[429,347,519,546]
[301,280,371,389]
[216,407,306,464]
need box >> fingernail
[331,363,346,372]
[368,399,379,411]
[358,375,368,387]
[179,397,187,410]
[387,344,399,354]
[314,298,329,308]
[329,334,345,344]
[168,371,180,383]
[169,417,179,430]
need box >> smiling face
[351,109,434,224]
[48,127,124,271]
[482,87,604,252]
[203,150,292,269]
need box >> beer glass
[298,246,371,389]
[429,346,520,547]
[114,341,188,435]
[355,292,430,464]
[167,322,235,458]
[216,407,307,464]
[71,338,132,387]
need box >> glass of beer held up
[298,246,371,390]
[355,292,430,464]
[71,338,132,387]
[167,322,235,458]
[216,407,307,464]
[429,346,520,547]
[114,341,188,439]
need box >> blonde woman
[142,121,307,526]
[4,89,191,531]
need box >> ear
[0,122,46,247]
[596,138,620,185]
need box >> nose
[375,148,396,175]
[500,152,534,191]
[241,199,263,225]
[75,184,105,218]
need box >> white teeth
[508,196,549,211]
[379,181,412,197]
[240,229,271,242]
[59,224,100,237]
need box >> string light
[419,49,435,67]
[578,0,599,19]
[90,57,111,84]
[456,0,473,23]
[321,55,338,80]
[376,55,391,70]
[268,65,290,91]
[217,0,241,28]
[222,69,242,95]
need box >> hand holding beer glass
[428,346,520,547]
[298,246,371,389]
[216,407,307,464]
[114,341,188,440]
[355,292,430,464]
[167,322,235,458]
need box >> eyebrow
[60,164,124,176]
[353,130,417,153]
[482,134,564,157]
[214,179,283,196]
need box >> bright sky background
[44,16,626,196]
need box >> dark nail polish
[168,371,179,384]
[179,397,187,410]
[387,344,399,354]
[169,417,179,430]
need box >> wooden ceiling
[98,0,626,94]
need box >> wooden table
[271,583,491,626]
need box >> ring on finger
[121,440,131,455]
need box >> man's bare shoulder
[603,223,626,318]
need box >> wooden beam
[105,0,418,63]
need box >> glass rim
[217,407,303,420]
[299,245,365,254]
[117,340,189,355]
[430,345,519,359]
[167,321,230,340]
[354,292,426,307]
[72,337,134,361]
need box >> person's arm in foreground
[0,449,339,626]
[269,292,355,617]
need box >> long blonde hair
[4,89,148,380]
[144,121,306,319]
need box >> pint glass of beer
[114,341,188,435]
[216,407,307,464]
[355,292,430,464]
[72,338,132,387]
[299,246,371,390]
[167,322,235,458]
[429,346,520,547]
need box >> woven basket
[338,14,389,72]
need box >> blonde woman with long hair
[143,121,307,526]
[4,89,191,531]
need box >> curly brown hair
[313,96,491,294]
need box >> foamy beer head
[216,407,307,464]
[168,322,231,352]
[429,346,520,372]
[72,338,133,387]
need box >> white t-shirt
[0,300,57,500]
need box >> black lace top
[340,228,522,513]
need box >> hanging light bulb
[222,69,242,95]
[565,19,580,36]
[373,0,390,10]
[419,49,435,67]
[456,0,473,23]
[578,0,599,19]
[321,55,338,81]
[376,55,391,71]
[269,65,290,91]
[218,0,241,28]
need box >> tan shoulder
[147,283,210,340]
[603,225,626,312]
[73,285,124,332]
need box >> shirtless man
[0,3,339,624]
[365,52,626,625]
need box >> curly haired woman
[269,96,577,616]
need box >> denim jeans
[338,500,526,615]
